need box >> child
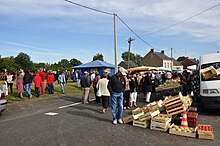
[16,75,24,98]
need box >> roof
[155,52,171,60]
[72,60,115,69]
[118,61,138,69]
[172,58,182,66]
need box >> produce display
[198,125,212,131]
[159,80,179,87]
[170,124,196,133]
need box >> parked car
[0,93,7,116]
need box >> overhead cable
[116,15,155,49]
[141,3,220,36]
[64,0,114,16]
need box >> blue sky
[0,0,220,64]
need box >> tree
[58,59,69,69]
[0,56,17,72]
[93,53,104,61]
[177,56,188,62]
[121,51,143,65]
[15,52,33,71]
[69,58,82,67]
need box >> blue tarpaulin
[72,60,116,77]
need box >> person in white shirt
[96,72,110,113]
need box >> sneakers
[118,119,123,124]
[113,119,117,125]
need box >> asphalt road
[0,93,219,146]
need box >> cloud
[2,40,64,56]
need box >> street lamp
[127,37,135,69]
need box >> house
[140,49,183,70]
[181,58,199,69]
[118,60,138,69]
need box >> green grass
[5,81,93,103]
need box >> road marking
[44,112,59,116]
[58,99,96,109]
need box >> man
[33,73,41,97]
[81,71,92,104]
[108,67,127,125]
[93,71,101,103]
[58,71,66,94]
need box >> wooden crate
[169,124,197,138]
[123,115,134,124]
[139,113,151,122]
[132,107,143,115]
[133,120,150,128]
[133,112,144,120]
[150,114,171,132]
[164,96,185,116]
[198,125,214,140]
[201,66,218,80]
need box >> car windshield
[201,62,220,81]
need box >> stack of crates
[187,112,198,128]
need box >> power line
[116,15,155,49]
[141,3,220,36]
[64,0,157,50]
[64,0,114,16]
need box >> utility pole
[171,47,173,71]
[113,14,118,73]
[127,37,135,69]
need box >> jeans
[25,83,32,97]
[60,83,65,94]
[111,92,124,121]
[48,84,54,94]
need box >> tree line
[0,52,82,72]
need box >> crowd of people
[1,69,73,98]
[1,67,199,125]
[85,68,199,125]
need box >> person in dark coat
[143,72,153,103]
[23,70,33,98]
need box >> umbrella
[157,67,172,72]
[187,65,197,70]
[127,66,158,72]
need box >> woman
[129,73,138,107]
[96,72,110,113]
[123,74,130,109]
[6,72,14,94]
[16,75,24,98]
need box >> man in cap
[108,67,127,124]
[81,71,92,104]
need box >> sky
[0,0,220,65]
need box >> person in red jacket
[38,69,45,95]
[47,70,55,94]
[33,73,41,97]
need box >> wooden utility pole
[127,37,135,69]
[114,14,118,73]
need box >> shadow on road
[66,110,111,123]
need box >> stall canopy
[127,66,158,72]
[72,60,115,76]
[158,67,172,72]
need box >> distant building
[118,61,138,69]
[181,58,199,69]
[140,49,183,70]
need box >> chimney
[150,49,154,53]
[161,50,165,54]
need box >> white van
[199,53,220,109]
